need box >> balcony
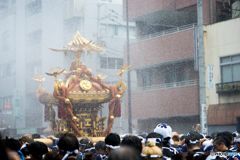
[124,0,198,20]
[216,81,240,95]
[138,80,197,90]
[124,0,176,19]
[129,26,195,68]
[131,82,199,119]
[176,0,196,10]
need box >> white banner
[207,64,214,89]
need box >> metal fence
[131,23,196,43]
[136,80,198,91]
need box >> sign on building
[207,64,214,89]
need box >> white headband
[20,143,28,150]
[147,138,162,143]
[84,147,95,152]
[106,144,120,149]
[235,137,240,143]
[141,153,162,158]
[62,149,79,160]
[189,140,199,144]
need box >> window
[0,96,13,111]
[100,57,107,69]
[0,1,8,10]
[113,25,118,35]
[100,56,123,69]
[0,62,16,79]
[108,57,115,69]
[136,60,196,88]
[116,58,123,69]
[164,64,175,83]
[26,0,42,16]
[142,69,153,87]
[1,31,9,51]
[220,54,240,83]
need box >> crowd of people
[0,123,240,160]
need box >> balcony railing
[216,81,240,95]
[137,80,198,91]
[133,23,196,42]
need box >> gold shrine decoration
[117,64,131,77]
[116,80,127,98]
[32,74,46,83]
[49,31,104,54]
[80,80,93,91]
[36,31,128,137]
[45,68,65,79]
[67,32,103,52]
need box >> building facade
[0,0,65,136]
[123,0,238,133]
[204,18,240,134]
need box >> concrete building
[0,0,18,135]
[95,2,135,133]
[204,18,240,133]
[123,0,238,133]
[0,0,65,136]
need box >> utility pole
[197,0,207,134]
[126,0,132,133]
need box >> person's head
[5,138,21,152]
[0,136,9,160]
[108,147,138,160]
[19,135,34,146]
[186,152,207,160]
[153,123,173,147]
[82,139,95,160]
[187,131,204,140]
[57,133,79,154]
[202,139,213,153]
[146,132,163,148]
[43,151,61,160]
[213,137,229,152]
[19,135,34,157]
[192,124,201,133]
[79,138,93,152]
[185,131,203,151]
[28,141,48,160]
[5,138,22,160]
[179,134,186,144]
[142,138,162,160]
[216,131,233,149]
[232,131,239,138]
[95,141,106,155]
[154,123,172,139]
[105,133,120,154]
[121,135,142,156]
[172,135,180,146]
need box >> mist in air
[1,0,239,137]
